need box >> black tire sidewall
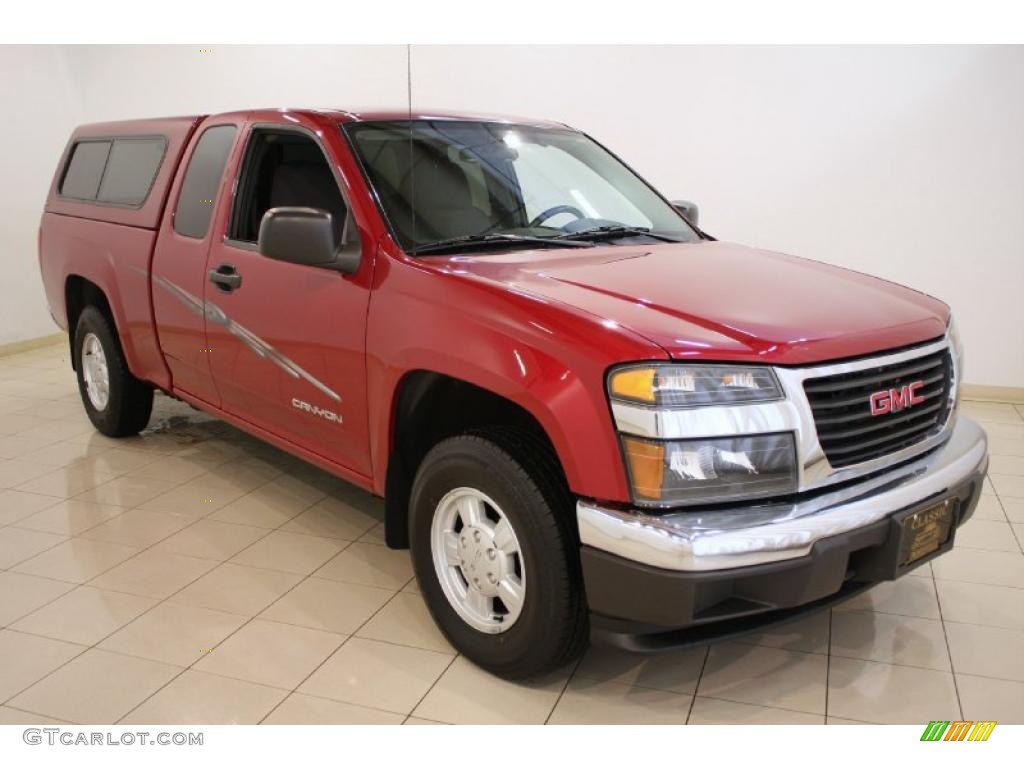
[73,307,129,435]
[410,436,577,677]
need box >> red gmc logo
[870,380,926,416]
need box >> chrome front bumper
[577,416,988,572]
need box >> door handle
[209,264,242,292]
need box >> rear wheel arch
[65,275,116,371]
[383,370,575,550]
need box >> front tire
[73,306,154,437]
[409,430,588,679]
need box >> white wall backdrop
[2,45,1021,387]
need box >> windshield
[344,120,699,253]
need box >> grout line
[824,609,833,720]
[684,645,711,725]
[934,576,964,720]
[543,655,583,725]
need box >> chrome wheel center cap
[457,525,504,597]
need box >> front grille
[803,348,953,468]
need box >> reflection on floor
[0,343,1022,724]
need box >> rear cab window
[59,136,166,207]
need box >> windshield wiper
[553,225,684,243]
[410,233,592,256]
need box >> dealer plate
[898,498,956,567]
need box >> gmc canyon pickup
[39,108,988,679]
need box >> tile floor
[0,342,1023,725]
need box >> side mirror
[258,207,360,274]
[671,200,699,227]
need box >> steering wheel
[528,205,586,230]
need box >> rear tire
[73,306,153,437]
[409,429,588,679]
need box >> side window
[60,140,112,200]
[97,138,166,205]
[174,125,237,239]
[230,129,354,247]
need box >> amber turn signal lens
[622,437,665,501]
[609,367,656,404]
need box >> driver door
[203,120,374,478]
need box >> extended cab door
[202,118,374,478]
[152,117,246,405]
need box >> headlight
[608,364,783,408]
[621,433,798,506]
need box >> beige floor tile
[281,491,383,541]
[77,509,190,548]
[126,457,210,483]
[120,669,286,725]
[826,716,874,724]
[688,696,824,724]
[403,716,448,724]
[83,447,162,476]
[963,402,1024,424]
[16,463,120,498]
[231,530,343,575]
[260,576,393,633]
[970,494,1007,521]
[548,676,690,724]
[357,592,454,654]
[171,563,303,616]
[210,482,320,529]
[0,571,73,626]
[0,434,57,461]
[936,580,1024,630]
[956,674,1024,723]
[0,706,70,724]
[17,441,108,469]
[262,693,403,724]
[358,522,387,545]
[0,489,61,525]
[15,420,93,443]
[14,537,142,585]
[74,475,180,509]
[314,541,413,589]
[1014,523,1024,546]
[12,586,157,645]
[1004,497,1024,523]
[990,473,1024,499]
[988,435,1024,458]
[299,637,451,715]
[0,527,66,569]
[827,656,959,723]
[99,601,248,666]
[195,618,345,689]
[697,642,827,714]
[735,612,830,654]
[153,519,268,560]
[931,547,1024,588]
[835,574,940,619]
[9,648,179,724]
[955,519,1021,552]
[137,477,248,517]
[830,610,950,670]
[945,622,1024,682]
[989,454,1024,476]
[0,629,85,701]
[573,645,706,694]
[90,550,218,599]
[14,499,126,536]
[0,459,61,489]
[413,655,566,724]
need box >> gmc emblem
[870,380,926,416]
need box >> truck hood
[427,240,949,365]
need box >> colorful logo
[920,721,996,741]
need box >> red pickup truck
[39,108,988,678]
